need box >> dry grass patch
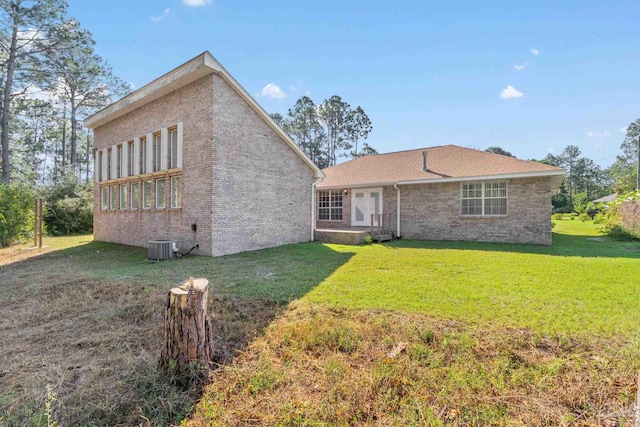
[0,242,286,426]
[189,303,638,426]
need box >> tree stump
[159,278,214,378]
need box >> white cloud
[151,8,170,22]
[499,85,524,99]
[547,147,555,154]
[620,126,628,133]
[513,64,526,71]
[586,130,612,138]
[182,0,211,6]
[258,83,287,99]
[530,48,540,55]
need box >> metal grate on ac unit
[148,240,179,260]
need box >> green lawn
[3,219,639,426]
[305,220,640,336]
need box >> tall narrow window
[169,127,178,169]
[107,147,112,179]
[127,141,135,176]
[140,136,148,174]
[130,182,140,209]
[142,180,152,209]
[116,144,122,178]
[153,133,162,172]
[119,184,128,210]
[156,178,166,208]
[170,176,182,208]
[97,151,103,182]
[101,187,108,210]
[109,185,117,210]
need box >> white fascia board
[317,170,566,191]
[84,52,217,128]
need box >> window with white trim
[140,136,148,174]
[153,133,162,172]
[127,141,135,176]
[130,182,140,209]
[119,184,128,210]
[116,144,123,178]
[109,185,117,211]
[169,127,178,169]
[100,187,108,210]
[318,190,343,221]
[170,176,182,208]
[461,181,507,216]
[142,180,152,209]
[155,178,166,208]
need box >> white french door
[351,188,383,226]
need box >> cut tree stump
[159,278,214,378]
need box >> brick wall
[93,75,214,254]
[314,177,552,245]
[210,74,316,256]
[399,177,553,245]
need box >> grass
[1,220,639,425]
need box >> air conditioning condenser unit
[148,240,178,260]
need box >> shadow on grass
[0,241,354,426]
[380,232,640,259]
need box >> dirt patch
[0,250,284,426]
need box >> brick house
[84,52,323,256]
[315,146,565,245]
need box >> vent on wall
[148,240,178,260]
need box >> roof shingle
[317,145,565,189]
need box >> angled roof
[317,145,565,189]
[84,51,324,178]
[592,193,617,203]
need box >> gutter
[393,183,401,238]
[311,178,322,241]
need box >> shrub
[593,212,605,224]
[44,175,93,236]
[578,213,590,222]
[551,213,564,221]
[363,234,372,244]
[551,220,557,229]
[572,192,589,214]
[0,183,35,247]
[602,191,640,240]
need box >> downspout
[393,183,401,238]
[311,179,320,241]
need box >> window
[169,127,178,169]
[97,151,103,182]
[119,184,128,210]
[116,144,122,178]
[130,182,140,209]
[153,133,162,172]
[107,147,112,179]
[156,178,166,208]
[170,176,182,208]
[140,136,148,174]
[142,180,152,209]
[318,190,343,221]
[461,181,507,216]
[127,141,135,176]
[109,185,117,210]
[101,187,108,210]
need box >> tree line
[270,95,376,169]
[0,0,129,186]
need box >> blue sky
[68,0,640,167]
